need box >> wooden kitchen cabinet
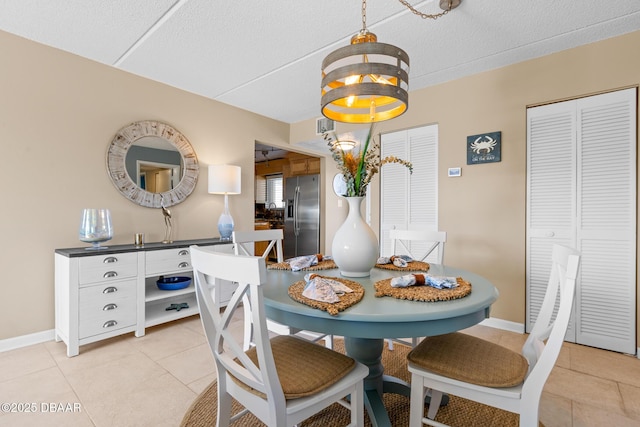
[254,222,270,257]
[290,157,320,176]
[255,158,288,176]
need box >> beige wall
[2,27,639,344]
[291,31,640,336]
[0,30,289,340]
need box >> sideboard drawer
[79,280,137,339]
[79,280,137,310]
[78,308,136,339]
[78,253,138,285]
[146,248,192,275]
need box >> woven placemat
[374,277,471,302]
[268,259,338,271]
[375,260,430,272]
[288,276,364,315]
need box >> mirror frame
[107,120,199,208]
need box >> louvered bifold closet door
[527,88,636,354]
[380,130,408,256]
[380,125,438,258]
[526,101,577,340]
[407,127,440,262]
[575,89,636,354]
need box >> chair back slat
[232,229,285,351]
[233,229,284,262]
[389,229,447,263]
[190,246,284,402]
[522,244,580,379]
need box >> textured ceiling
[2,0,640,124]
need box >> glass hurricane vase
[79,208,114,250]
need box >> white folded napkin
[391,274,458,289]
[286,254,332,272]
[376,255,413,268]
[302,273,353,303]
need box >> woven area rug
[180,340,520,427]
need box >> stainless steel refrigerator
[284,175,320,259]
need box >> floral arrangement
[324,124,413,197]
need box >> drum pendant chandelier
[321,0,461,124]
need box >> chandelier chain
[362,0,367,31]
[398,0,452,20]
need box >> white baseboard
[8,320,638,359]
[0,329,55,353]
[480,317,525,334]
[1,320,524,353]
[480,319,640,359]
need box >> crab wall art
[467,131,501,164]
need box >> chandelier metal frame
[321,0,460,124]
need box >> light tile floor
[1,315,639,426]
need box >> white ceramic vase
[332,197,379,277]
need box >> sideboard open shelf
[144,273,198,328]
[55,238,233,357]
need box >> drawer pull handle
[178,250,189,256]
[103,286,118,294]
[103,303,118,311]
[103,256,118,264]
[178,262,189,268]
[103,320,118,328]
[103,271,118,278]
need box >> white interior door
[527,88,636,354]
[575,90,637,353]
[380,125,439,259]
[527,100,578,341]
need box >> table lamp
[208,164,241,241]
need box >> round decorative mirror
[107,120,199,208]
[332,173,347,197]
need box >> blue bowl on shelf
[156,276,192,291]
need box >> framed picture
[467,131,501,165]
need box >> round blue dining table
[262,264,499,427]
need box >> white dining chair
[406,244,581,427]
[389,229,447,264]
[190,246,367,427]
[232,229,333,350]
[386,229,447,350]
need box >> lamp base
[218,195,234,241]
[218,220,233,241]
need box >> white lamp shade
[208,164,241,194]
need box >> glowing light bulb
[345,74,361,107]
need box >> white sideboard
[55,238,233,357]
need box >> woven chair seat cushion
[407,332,528,388]
[237,335,356,399]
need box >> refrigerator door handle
[294,185,300,237]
